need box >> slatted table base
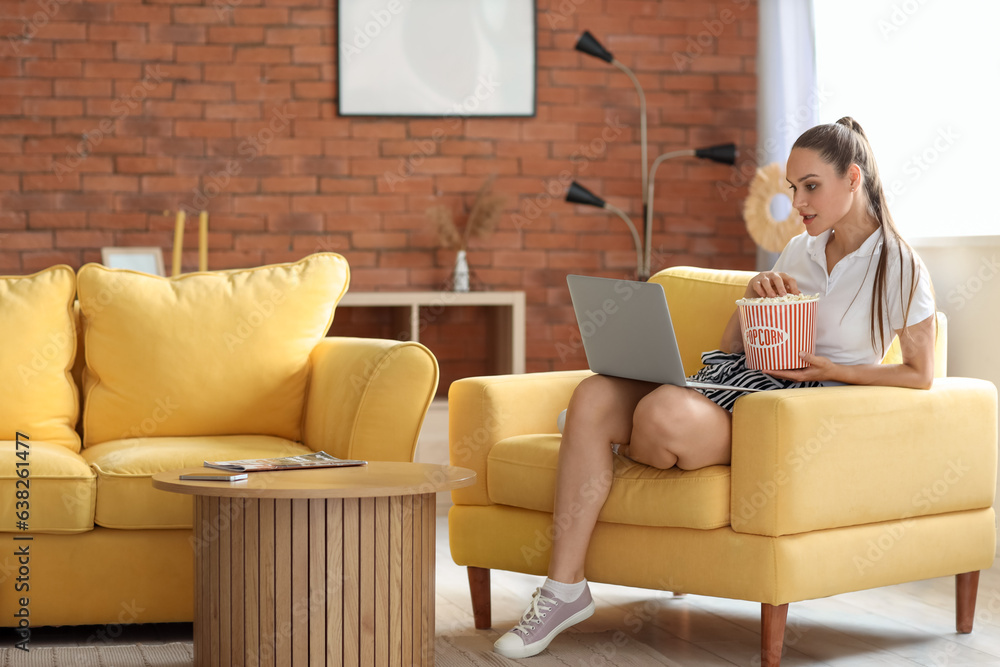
[192,493,436,667]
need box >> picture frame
[101,247,166,276]
[338,0,536,117]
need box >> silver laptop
[566,274,763,392]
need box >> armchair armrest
[302,337,438,463]
[449,370,591,506]
[730,377,998,537]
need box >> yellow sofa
[0,254,439,627]
[448,266,998,666]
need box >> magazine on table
[179,471,249,482]
[204,451,368,473]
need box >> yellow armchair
[448,266,997,666]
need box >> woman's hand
[745,271,800,298]
[765,353,839,383]
[721,271,801,353]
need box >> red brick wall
[0,0,758,380]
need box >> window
[814,1,999,239]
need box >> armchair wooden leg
[761,603,789,667]
[957,571,980,634]
[468,566,492,629]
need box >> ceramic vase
[452,249,470,292]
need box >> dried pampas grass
[428,205,462,249]
[429,175,506,250]
[464,174,505,242]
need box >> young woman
[493,117,937,659]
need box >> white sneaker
[493,585,595,659]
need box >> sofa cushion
[83,435,314,529]
[487,434,731,529]
[0,265,79,451]
[77,253,349,447]
[0,440,95,533]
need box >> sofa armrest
[730,377,998,537]
[449,370,591,506]
[302,337,438,463]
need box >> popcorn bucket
[736,295,819,371]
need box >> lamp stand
[569,31,737,282]
[644,150,696,276]
[605,202,646,280]
[611,59,649,280]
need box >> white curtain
[755,0,818,269]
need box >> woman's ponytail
[836,116,866,138]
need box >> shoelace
[512,588,556,635]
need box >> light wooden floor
[425,400,1000,666]
[436,510,1000,666]
[11,399,1000,666]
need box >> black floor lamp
[566,31,738,280]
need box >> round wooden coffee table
[153,462,475,667]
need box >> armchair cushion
[488,434,731,529]
[0,265,79,451]
[449,370,591,506]
[77,253,349,447]
[83,434,312,529]
[650,267,754,375]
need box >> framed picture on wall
[101,247,165,276]
[338,0,536,117]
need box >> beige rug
[0,642,193,666]
[0,633,678,666]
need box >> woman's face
[785,148,855,236]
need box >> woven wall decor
[743,162,804,253]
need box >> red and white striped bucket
[737,296,819,371]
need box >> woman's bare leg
[546,374,657,584]
[494,380,732,659]
[626,385,732,470]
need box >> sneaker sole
[493,600,596,659]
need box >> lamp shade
[566,181,606,208]
[575,31,614,63]
[694,143,738,165]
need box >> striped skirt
[687,349,821,412]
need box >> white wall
[912,237,1000,551]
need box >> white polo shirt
[771,229,936,366]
